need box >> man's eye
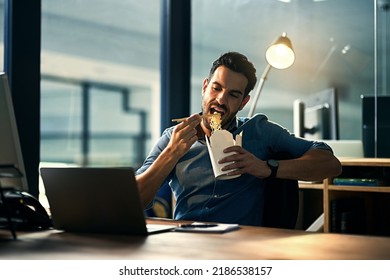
[230,92,240,98]
[212,86,222,92]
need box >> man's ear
[202,78,209,95]
[239,95,250,111]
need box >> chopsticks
[171,117,189,123]
[171,114,214,123]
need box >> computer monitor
[0,72,28,190]
[293,88,339,140]
[361,95,390,158]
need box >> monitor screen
[361,95,390,158]
[293,88,339,140]
[0,72,28,190]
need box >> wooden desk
[1,219,390,260]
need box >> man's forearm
[136,116,201,207]
[278,149,342,181]
[136,147,180,208]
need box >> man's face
[201,66,250,131]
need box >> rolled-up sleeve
[135,127,173,176]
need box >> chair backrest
[262,151,299,229]
[262,177,299,229]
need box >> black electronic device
[293,88,339,140]
[0,73,28,191]
[0,188,52,231]
[361,95,390,158]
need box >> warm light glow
[265,33,295,69]
[247,32,295,117]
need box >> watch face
[268,159,278,167]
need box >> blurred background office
[0,0,389,200]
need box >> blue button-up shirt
[136,114,332,226]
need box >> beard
[201,101,238,130]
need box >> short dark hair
[209,52,257,97]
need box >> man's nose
[216,90,228,104]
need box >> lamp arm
[247,64,272,117]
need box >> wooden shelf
[300,158,390,235]
[328,185,390,193]
[298,182,324,190]
[338,157,390,167]
[323,157,390,236]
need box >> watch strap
[267,159,279,179]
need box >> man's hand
[166,114,201,159]
[218,146,270,178]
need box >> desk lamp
[0,165,23,239]
[247,32,295,117]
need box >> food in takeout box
[206,113,242,180]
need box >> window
[41,0,161,168]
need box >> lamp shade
[265,32,295,69]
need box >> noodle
[210,112,222,133]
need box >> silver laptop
[40,167,175,235]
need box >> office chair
[262,152,299,229]
[262,177,299,229]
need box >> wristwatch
[266,159,279,178]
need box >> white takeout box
[205,130,242,180]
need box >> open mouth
[210,107,225,116]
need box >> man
[136,52,342,226]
